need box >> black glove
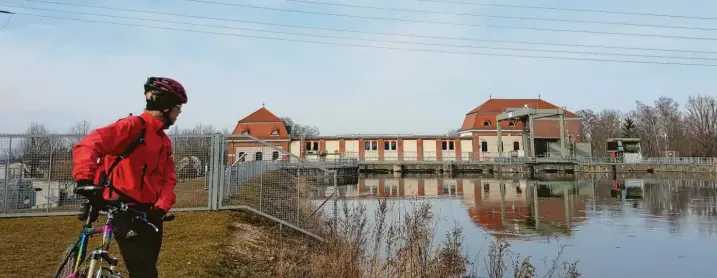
[74,180,105,203]
[149,207,167,224]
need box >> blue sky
[0,0,715,135]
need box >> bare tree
[446,128,460,136]
[18,123,67,177]
[68,120,92,147]
[280,117,320,138]
[683,94,717,156]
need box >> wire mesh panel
[167,134,215,211]
[219,134,347,238]
[0,134,86,216]
[0,133,215,217]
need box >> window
[272,151,279,160]
[481,141,488,152]
[384,140,397,151]
[483,183,490,192]
[238,152,246,162]
[483,121,491,127]
[365,140,378,151]
[255,152,263,161]
[270,130,279,136]
[513,141,520,151]
[508,121,516,127]
[241,130,249,135]
[305,141,320,151]
[441,140,455,151]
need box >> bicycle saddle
[74,185,105,194]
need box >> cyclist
[71,77,188,278]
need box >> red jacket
[72,112,177,212]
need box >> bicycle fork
[86,221,120,278]
[86,249,120,278]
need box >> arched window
[482,121,491,127]
[508,121,516,127]
[272,151,280,160]
[241,130,249,135]
[238,152,246,162]
[271,130,279,136]
[255,152,263,161]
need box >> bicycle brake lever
[146,221,159,233]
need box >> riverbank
[0,201,582,278]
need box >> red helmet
[144,77,187,105]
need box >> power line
[281,0,717,31]
[414,0,717,21]
[22,1,717,55]
[6,4,717,62]
[5,11,717,67]
[183,0,717,41]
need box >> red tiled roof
[238,107,283,123]
[232,107,290,139]
[467,98,576,116]
[460,98,578,131]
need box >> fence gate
[217,134,338,240]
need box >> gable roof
[467,98,576,116]
[237,107,283,123]
[232,107,291,139]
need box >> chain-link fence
[0,134,214,217]
[219,134,348,240]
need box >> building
[228,98,582,162]
[459,98,581,157]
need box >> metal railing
[306,151,717,165]
[0,133,342,240]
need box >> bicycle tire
[55,243,96,278]
[54,243,80,278]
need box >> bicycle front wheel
[54,243,93,278]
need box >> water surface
[313,175,717,278]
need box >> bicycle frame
[61,208,120,278]
[56,199,170,278]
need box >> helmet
[144,77,188,106]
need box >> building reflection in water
[311,175,717,238]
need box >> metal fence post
[3,137,11,214]
[208,133,222,211]
[46,137,53,212]
[333,170,338,231]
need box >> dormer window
[483,121,491,127]
[508,121,516,127]
[241,130,249,135]
[270,130,279,136]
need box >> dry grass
[261,198,582,278]
[0,210,233,278]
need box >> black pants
[112,212,164,278]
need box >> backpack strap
[103,116,146,202]
[105,116,146,177]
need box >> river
[312,174,717,278]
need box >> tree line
[3,117,319,179]
[576,94,717,157]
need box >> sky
[0,0,715,135]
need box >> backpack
[97,116,146,201]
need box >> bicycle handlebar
[105,201,176,232]
[78,199,175,233]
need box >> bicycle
[53,186,175,278]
